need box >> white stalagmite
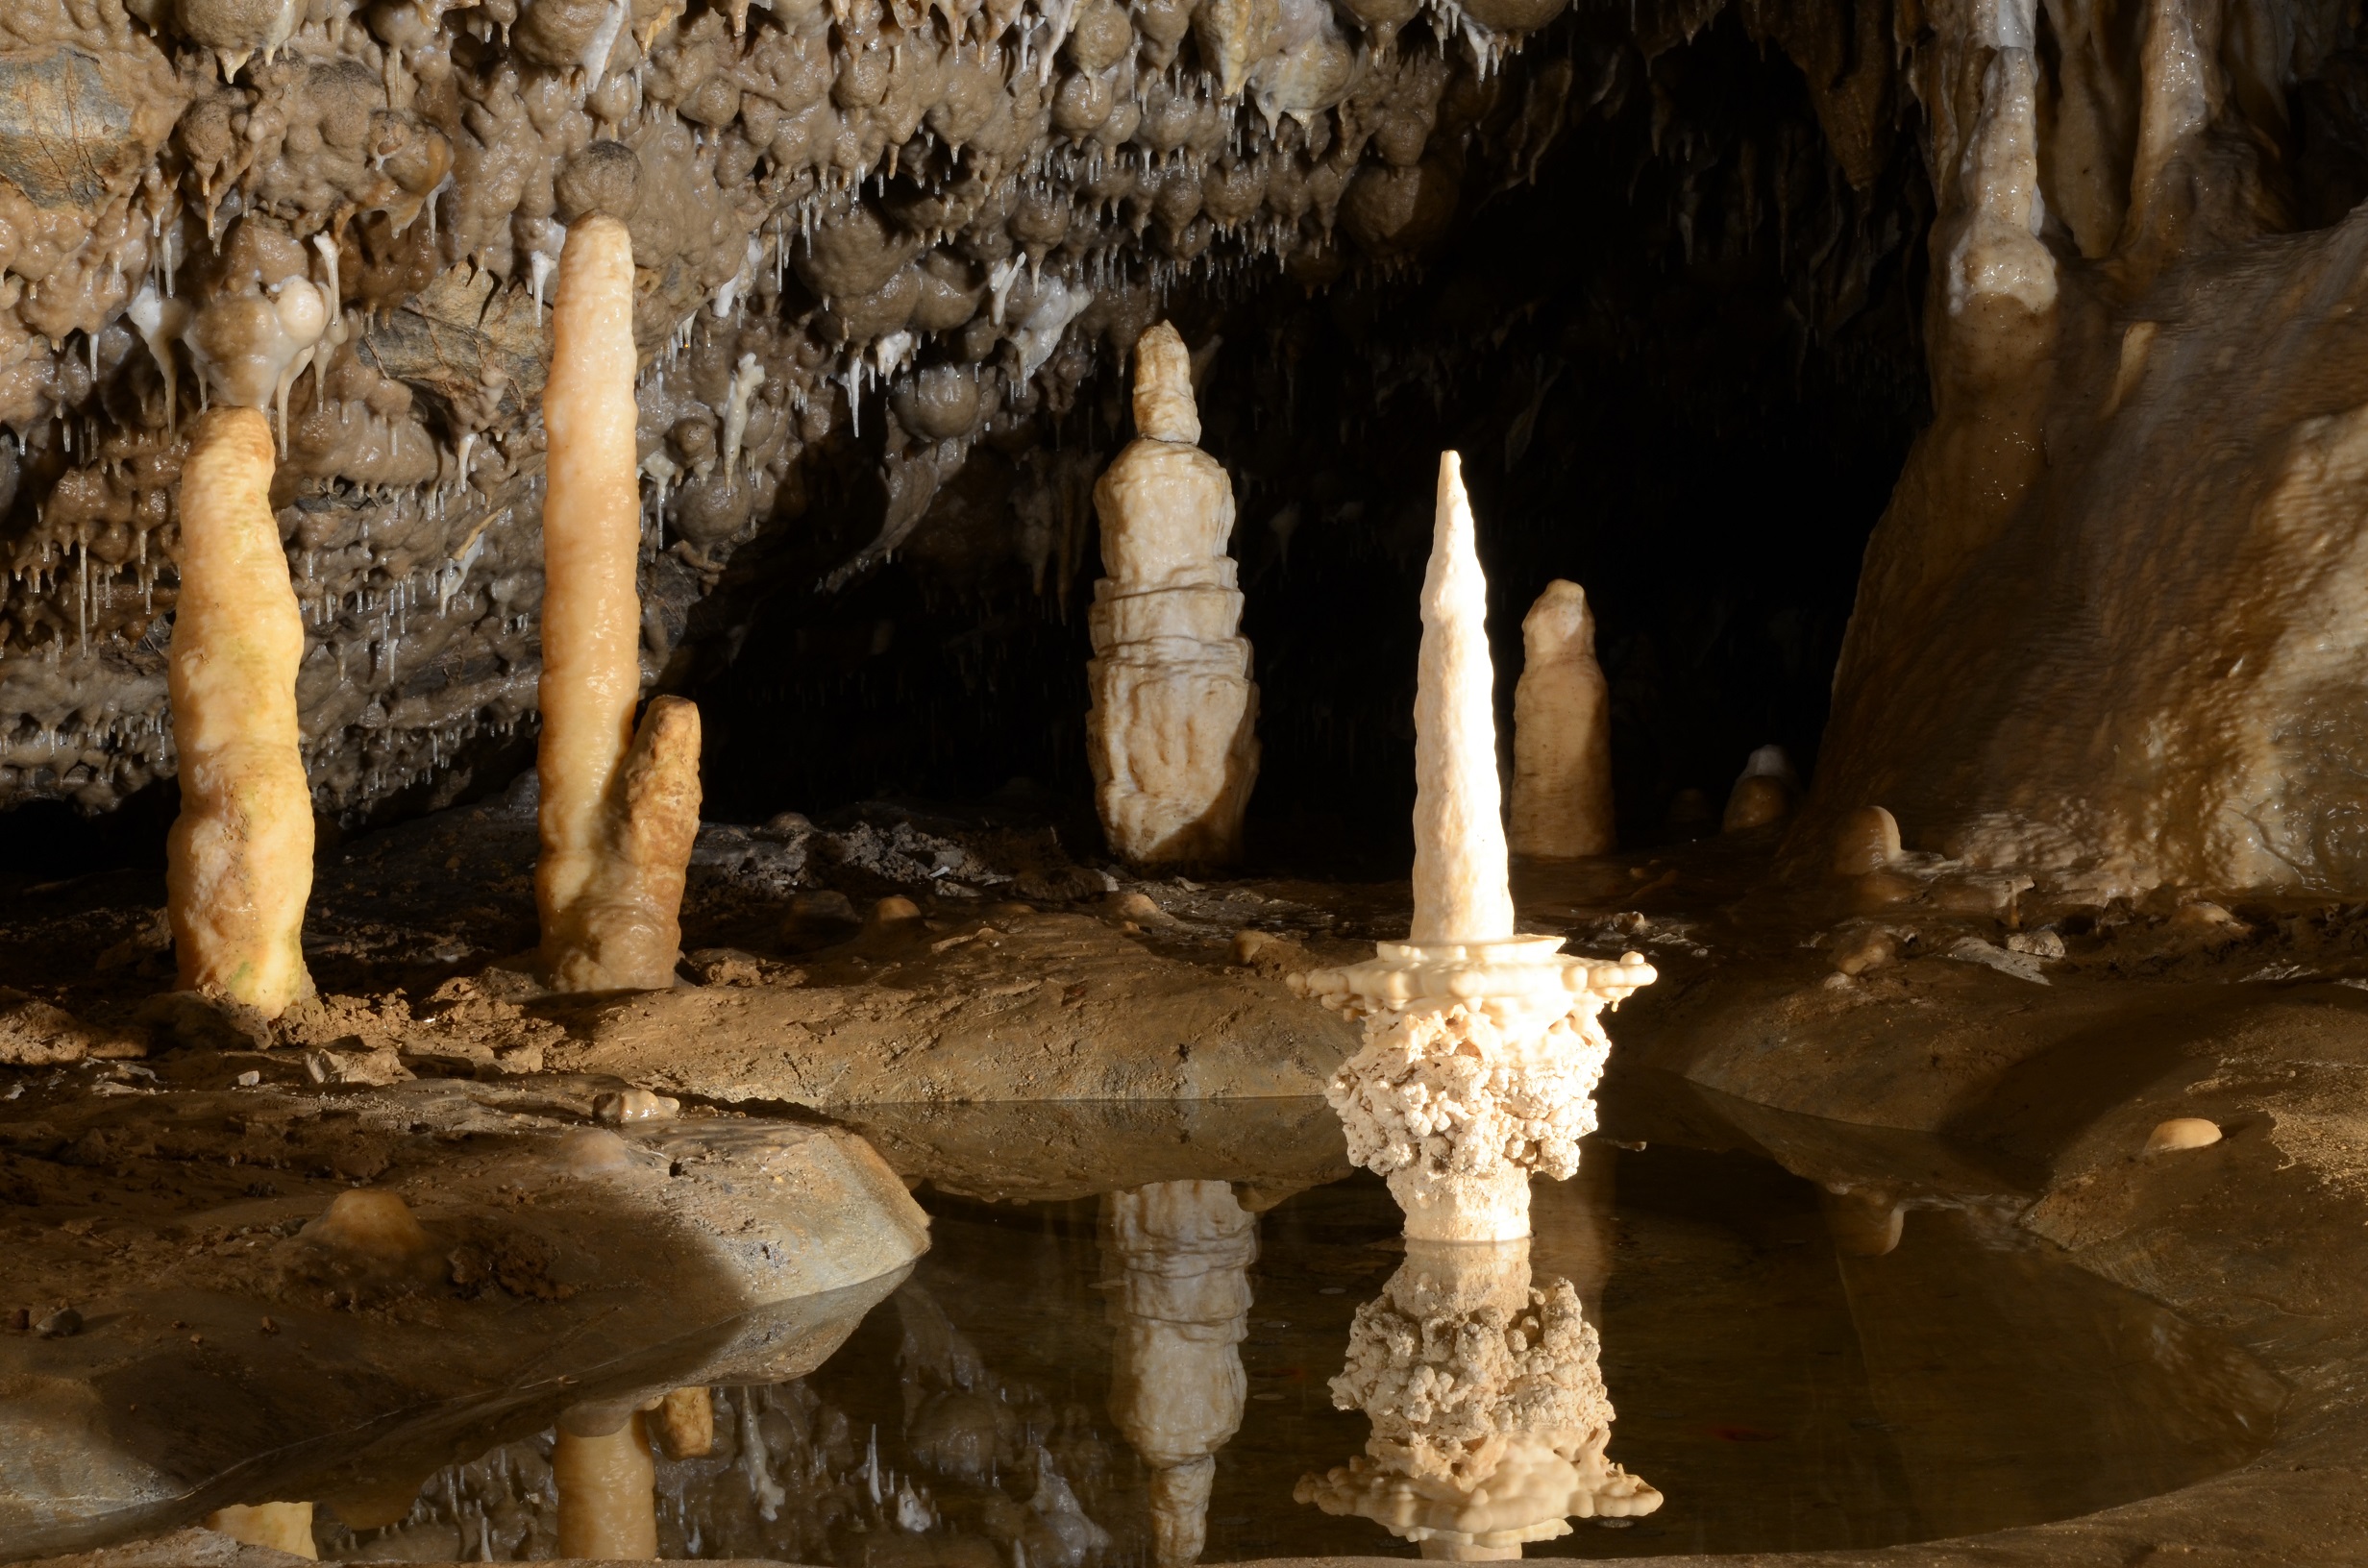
[1292,453,1655,1241]
[1413,453,1515,943]
[1085,321,1260,868]
[1508,579,1614,859]
[536,213,704,992]
[1294,1239,1661,1557]
[1102,1181,1258,1568]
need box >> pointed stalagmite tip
[1410,451,1516,945]
[1132,321,1201,445]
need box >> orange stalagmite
[553,1410,660,1558]
[535,208,703,992]
[166,406,316,1017]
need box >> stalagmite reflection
[1100,1180,1258,1568]
[1295,1234,1661,1558]
[551,1405,660,1559]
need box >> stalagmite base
[1509,580,1615,859]
[1086,321,1260,868]
[536,214,703,992]
[202,1502,317,1558]
[166,407,316,1017]
[1294,454,1653,1241]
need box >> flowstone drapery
[1292,453,1654,1241]
[1295,1238,1661,1557]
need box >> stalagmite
[202,1502,316,1557]
[1102,1181,1258,1568]
[1508,580,1614,859]
[1292,454,1656,1241]
[1831,805,1903,876]
[1295,1239,1660,1557]
[1086,322,1260,869]
[1721,745,1796,833]
[553,1409,660,1558]
[166,407,316,1017]
[536,195,705,992]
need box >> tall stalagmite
[1294,455,1656,1241]
[536,200,704,993]
[166,407,316,1017]
[1086,322,1260,869]
[1509,580,1615,859]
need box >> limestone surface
[1085,322,1259,869]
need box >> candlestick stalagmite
[166,406,316,1017]
[536,191,705,992]
[1509,580,1614,859]
[1292,453,1655,1241]
[1413,453,1515,943]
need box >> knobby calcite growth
[1086,322,1260,868]
[1293,454,1654,1241]
[537,212,704,992]
[165,407,315,1017]
[1102,1181,1258,1568]
[1509,580,1614,859]
[1295,1239,1660,1556]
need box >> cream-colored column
[1509,579,1614,859]
[166,406,315,1017]
[535,212,703,992]
[553,1409,659,1558]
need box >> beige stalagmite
[1086,321,1260,868]
[166,407,316,1017]
[1293,454,1655,1241]
[1508,579,1614,859]
[553,1409,659,1558]
[1103,1180,1258,1568]
[1721,746,1797,833]
[203,1502,316,1557]
[1295,1239,1660,1557]
[536,213,704,992]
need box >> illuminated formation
[535,183,705,993]
[1293,454,1655,1241]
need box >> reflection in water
[1296,1237,1661,1558]
[1100,1181,1257,1568]
[553,1407,660,1559]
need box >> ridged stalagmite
[166,406,316,1017]
[1085,322,1260,868]
[536,210,705,992]
[1509,579,1615,859]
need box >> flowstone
[1292,453,1653,1240]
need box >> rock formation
[1101,1180,1258,1568]
[164,409,315,1017]
[554,1408,661,1559]
[1295,1238,1661,1556]
[1292,453,1655,1241]
[1085,322,1259,869]
[1721,744,1795,833]
[536,206,703,992]
[1508,579,1613,859]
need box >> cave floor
[10,801,2368,1564]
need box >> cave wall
[1801,0,2368,899]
